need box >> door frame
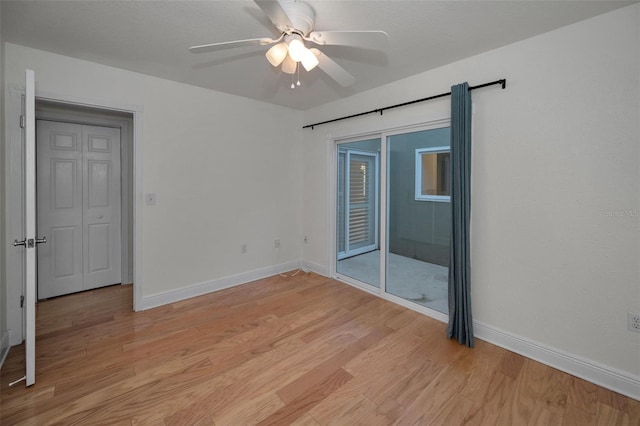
[4,86,144,346]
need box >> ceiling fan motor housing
[279,0,316,36]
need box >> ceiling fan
[189,0,389,88]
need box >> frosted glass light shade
[281,55,297,74]
[287,38,306,62]
[265,43,288,67]
[300,48,319,71]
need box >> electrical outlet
[629,313,640,333]
[274,239,280,249]
[241,244,247,254]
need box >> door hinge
[20,295,24,308]
[19,115,25,129]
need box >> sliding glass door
[334,125,450,314]
[386,127,451,313]
[336,139,380,287]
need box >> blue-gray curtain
[447,82,474,347]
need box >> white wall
[302,3,640,383]
[4,43,303,328]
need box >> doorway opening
[35,101,134,300]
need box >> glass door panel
[386,128,451,313]
[336,138,380,287]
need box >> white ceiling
[1,1,635,110]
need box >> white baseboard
[301,259,328,276]
[474,321,640,401]
[0,330,10,370]
[8,328,22,346]
[139,260,303,311]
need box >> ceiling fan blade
[310,48,355,87]
[306,31,390,49]
[189,37,276,54]
[254,0,294,33]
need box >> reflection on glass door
[336,139,380,287]
[387,127,451,313]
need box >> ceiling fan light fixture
[189,1,388,89]
[287,35,306,62]
[281,55,297,74]
[265,42,288,67]
[300,48,319,71]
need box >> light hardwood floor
[1,272,638,425]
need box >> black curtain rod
[302,78,506,130]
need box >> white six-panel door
[83,127,121,289]
[37,120,121,299]
[37,121,83,297]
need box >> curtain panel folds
[447,82,474,347]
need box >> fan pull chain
[297,64,301,87]
[290,71,295,89]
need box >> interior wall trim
[474,321,640,401]
[140,260,303,311]
[301,259,328,276]
[0,330,10,370]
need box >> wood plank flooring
[1,272,638,425]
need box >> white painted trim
[326,134,337,283]
[415,146,451,202]
[0,331,10,370]
[34,90,144,118]
[301,259,328,276]
[132,110,144,312]
[139,260,302,311]
[474,321,640,401]
[335,273,381,296]
[379,134,387,294]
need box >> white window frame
[414,146,451,202]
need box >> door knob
[13,239,26,247]
[35,236,47,245]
